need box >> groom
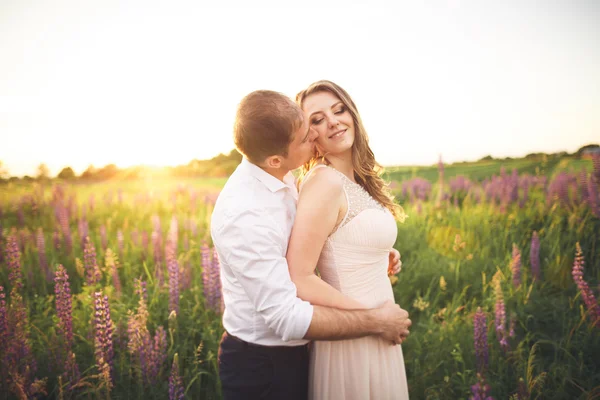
[211,90,411,400]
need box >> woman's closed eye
[334,106,346,115]
[311,117,324,125]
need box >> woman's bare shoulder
[301,165,343,195]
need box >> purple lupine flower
[588,174,600,218]
[530,231,541,281]
[208,248,223,313]
[169,216,178,250]
[509,169,519,204]
[547,172,576,210]
[0,223,4,264]
[201,242,211,294]
[83,237,102,286]
[6,234,23,290]
[578,168,589,205]
[166,241,179,314]
[37,228,50,282]
[54,265,74,348]
[511,244,522,287]
[108,250,122,297]
[470,373,494,400]
[494,279,509,351]
[473,307,488,373]
[572,243,600,327]
[78,219,89,249]
[401,178,432,202]
[153,231,164,287]
[2,282,37,393]
[142,326,167,384]
[592,152,600,185]
[93,291,114,381]
[183,234,191,289]
[100,225,108,251]
[135,277,148,303]
[169,354,185,400]
[56,204,72,254]
[152,214,161,234]
[0,286,7,355]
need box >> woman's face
[302,91,355,157]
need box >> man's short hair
[233,90,304,164]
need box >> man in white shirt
[211,90,411,400]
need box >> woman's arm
[287,168,366,310]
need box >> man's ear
[264,155,283,169]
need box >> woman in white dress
[286,80,410,400]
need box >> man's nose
[309,127,319,140]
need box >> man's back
[211,158,313,346]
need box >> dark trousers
[218,331,309,400]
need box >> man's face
[280,116,319,171]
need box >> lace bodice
[301,165,387,233]
[328,167,386,230]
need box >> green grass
[384,157,593,183]
[0,160,599,399]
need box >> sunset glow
[1,0,599,177]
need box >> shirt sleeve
[214,208,314,341]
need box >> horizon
[3,143,598,179]
[1,0,599,177]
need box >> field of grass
[384,156,593,183]
[0,157,599,399]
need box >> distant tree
[479,155,494,162]
[575,144,600,157]
[525,153,545,159]
[57,167,76,180]
[36,163,51,180]
[228,148,243,162]
[96,164,119,180]
[81,165,97,180]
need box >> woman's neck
[326,151,355,183]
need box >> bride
[286,80,409,400]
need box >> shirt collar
[241,158,295,193]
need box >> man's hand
[375,300,411,344]
[387,248,402,276]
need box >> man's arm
[305,300,411,344]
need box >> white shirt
[211,158,314,346]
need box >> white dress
[302,165,409,400]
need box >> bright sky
[1,0,599,177]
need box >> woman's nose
[327,115,340,128]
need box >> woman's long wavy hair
[296,80,407,222]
